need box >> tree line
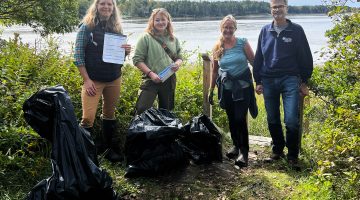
[0,0,355,35]
[79,0,329,19]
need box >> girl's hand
[149,71,162,83]
[171,59,182,72]
[121,44,132,55]
[84,79,96,96]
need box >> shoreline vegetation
[0,0,359,199]
[77,0,333,20]
[0,13,328,29]
[123,13,328,22]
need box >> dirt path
[117,136,304,200]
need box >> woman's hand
[208,88,214,105]
[171,59,182,72]
[84,79,97,96]
[148,71,162,83]
[121,44,132,56]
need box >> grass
[0,95,322,200]
[103,144,318,200]
[0,154,51,200]
[0,135,336,200]
[248,93,269,137]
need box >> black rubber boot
[102,119,123,163]
[226,146,239,159]
[235,149,248,167]
[83,127,99,166]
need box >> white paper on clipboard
[103,32,127,64]
[158,64,175,82]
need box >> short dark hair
[271,0,288,5]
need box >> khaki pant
[135,75,176,114]
[80,77,121,128]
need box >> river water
[1,15,333,64]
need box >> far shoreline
[122,13,329,23]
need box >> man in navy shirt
[253,0,313,166]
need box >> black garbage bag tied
[125,108,223,178]
[23,85,117,200]
[125,108,188,178]
[179,115,223,164]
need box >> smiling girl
[74,0,131,163]
[133,8,183,114]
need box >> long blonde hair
[145,8,175,41]
[212,15,237,60]
[81,0,123,33]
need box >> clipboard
[102,32,127,64]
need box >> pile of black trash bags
[23,86,118,200]
[23,86,222,199]
[125,108,223,178]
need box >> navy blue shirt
[253,19,313,84]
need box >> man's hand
[255,85,263,95]
[299,83,309,97]
[208,88,214,105]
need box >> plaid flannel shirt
[74,24,89,67]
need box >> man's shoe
[264,152,285,163]
[287,158,301,171]
[226,146,239,159]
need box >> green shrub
[306,5,360,199]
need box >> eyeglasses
[270,5,286,10]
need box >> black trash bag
[125,108,188,177]
[179,115,223,164]
[23,85,117,200]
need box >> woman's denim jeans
[262,75,300,160]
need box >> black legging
[223,88,250,153]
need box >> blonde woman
[209,15,258,167]
[74,0,131,163]
[133,8,183,114]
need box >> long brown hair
[145,8,175,41]
[212,15,237,60]
[81,0,123,33]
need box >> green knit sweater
[132,32,182,75]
